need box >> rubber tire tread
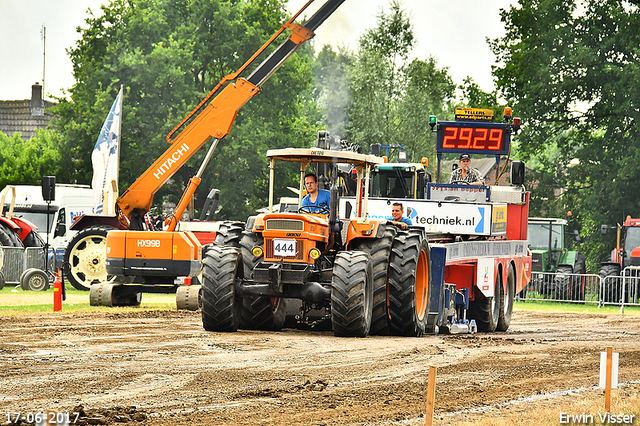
[238,231,287,330]
[201,245,243,332]
[497,265,515,331]
[555,265,573,300]
[0,223,23,247]
[599,263,622,303]
[22,230,45,248]
[63,225,116,291]
[350,225,397,335]
[331,251,373,337]
[468,273,501,332]
[214,221,244,247]
[570,253,587,301]
[387,230,430,336]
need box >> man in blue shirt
[388,202,412,229]
[301,172,331,213]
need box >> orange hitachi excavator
[63,0,347,305]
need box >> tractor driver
[302,172,331,213]
[450,153,484,185]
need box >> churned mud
[1,309,639,425]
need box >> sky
[0,0,514,101]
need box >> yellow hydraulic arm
[106,0,346,231]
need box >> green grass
[514,300,640,315]
[0,282,177,315]
[1,282,638,316]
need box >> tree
[343,0,455,162]
[51,0,320,221]
[0,131,62,189]
[489,0,640,269]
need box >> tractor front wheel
[201,245,243,332]
[239,231,287,330]
[331,251,373,337]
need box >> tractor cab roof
[528,217,568,226]
[267,148,383,167]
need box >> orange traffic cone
[53,271,62,312]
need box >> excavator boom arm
[115,0,346,229]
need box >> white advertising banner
[339,197,492,235]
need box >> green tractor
[527,217,586,300]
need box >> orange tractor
[201,147,433,337]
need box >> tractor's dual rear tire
[64,225,117,291]
[331,251,373,337]
[388,230,431,337]
[496,265,515,331]
[239,232,287,330]
[201,245,243,332]
[350,224,397,335]
[469,271,502,332]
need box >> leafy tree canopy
[490,0,640,269]
[340,0,456,163]
[0,131,62,189]
[51,0,321,220]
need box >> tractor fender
[69,213,126,232]
[344,219,385,245]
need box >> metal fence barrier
[600,266,640,307]
[519,270,640,307]
[0,247,48,284]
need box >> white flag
[91,86,123,214]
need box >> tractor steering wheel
[298,205,330,214]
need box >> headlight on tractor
[252,246,264,257]
[309,248,321,260]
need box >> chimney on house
[30,82,45,116]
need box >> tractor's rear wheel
[388,230,431,337]
[497,265,515,331]
[469,271,502,332]
[555,265,573,300]
[350,224,397,335]
[201,245,243,332]
[214,221,244,247]
[239,231,287,330]
[571,254,587,301]
[331,251,373,337]
[0,223,23,247]
[64,225,117,291]
[599,263,622,303]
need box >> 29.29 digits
[5,412,80,424]
[441,126,504,151]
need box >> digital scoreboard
[436,122,511,156]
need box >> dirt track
[1,309,639,425]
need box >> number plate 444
[273,239,296,257]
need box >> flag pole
[113,85,123,209]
